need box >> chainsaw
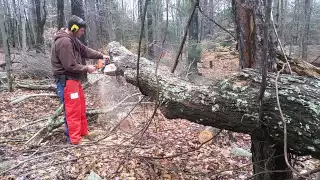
[95,57,117,76]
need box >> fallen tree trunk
[276,50,320,78]
[108,41,320,158]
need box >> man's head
[67,15,86,37]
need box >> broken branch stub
[107,41,320,157]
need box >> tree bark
[146,0,153,59]
[0,1,13,91]
[187,0,200,77]
[85,0,98,49]
[233,0,275,70]
[20,0,27,54]
[34,0,47,53]
[57,0,64,30]
[107,40,320,168]
[301,0,312,61]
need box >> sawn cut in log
[107,41,320,158]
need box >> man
[51,15,109,144]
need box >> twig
[0,117,47,134]
[275,63,310,179]
[0,147,75,175]
[271,4,292,74]
[296,168,320,180]
[15,82,56,91]
[171,0,199,73]
[113,115,155,177]
[246,170,293,180]
[198,5,236,40]
[95,95,144,142]
[24,127,46,145]
[136,0,149,90]
[185,58,197,78]
[137,130,222,160]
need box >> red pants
[64,80,88,144]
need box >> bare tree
[302,0,312,61]
[57,0,64,29]
[0,0,13,91]
[34,0,47,53]
[20,0,27,53]
[187,0,200,77]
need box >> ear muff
[71,24,79,32]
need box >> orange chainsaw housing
[96,59,103,69]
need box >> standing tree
[232,0,292,179]
[187,0,200,78]
[0,0,13,91]
[34,0,47,53]
[301,0,312,61]
[57,0,64,30]
[20,0,27,53]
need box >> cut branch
[10,93,57,105]
[107,41,320,157]
[15,82,56,91]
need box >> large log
[108,41,320,157]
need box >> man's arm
[56,38,88,73]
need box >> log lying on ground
[108,41,320,157]
[276,51,320,78]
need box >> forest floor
[0,45,318,179]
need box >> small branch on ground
[15,82,56,91]
[0,147,76,175]
[10,93,57,105]
[0,117,47,134]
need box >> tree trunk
[233,0,275,69]
[279,0,285,44]
[251,129,293,180]
[209,0,214,36]
[85,0,98,49]
[3,0,15,48]
[107,41,320,159]
[57,0,64,29]
[146,0,153,59]
[20,0,27,53]
[34,0,47,53]
[187,0,200,77]
[12,0,21,48]
[0,1,13,91]
[301,0,312,61]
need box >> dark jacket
[51,29,103,80]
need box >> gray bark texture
[108,41,320,158]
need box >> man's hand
[103,55,110,65]
[87,65,96,73]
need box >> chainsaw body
[96,59,117,76]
